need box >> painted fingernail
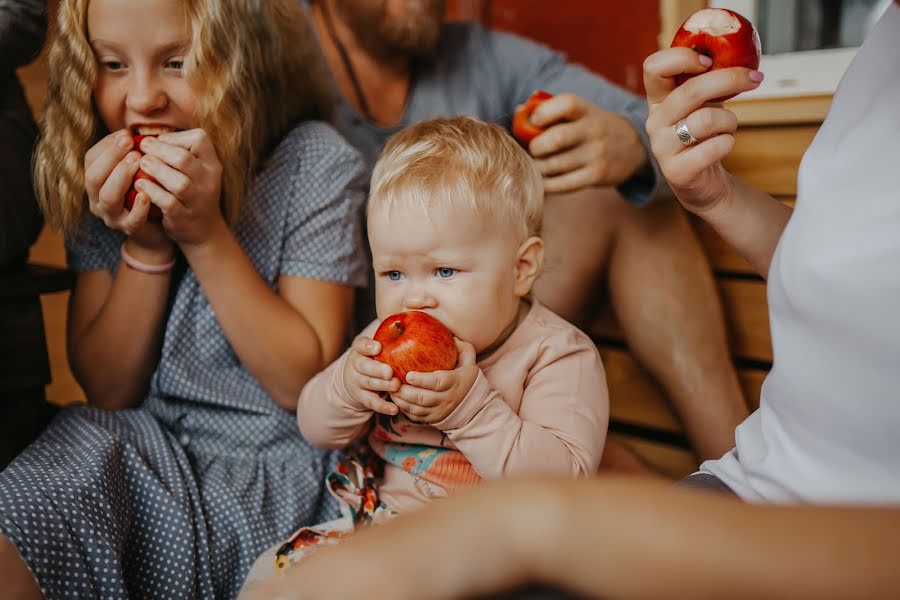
[749,70,765,83]
[699,55,713,67]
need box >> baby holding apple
[240,116,609,591]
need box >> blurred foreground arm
[252,477,900,600]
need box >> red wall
[446,0,660,95]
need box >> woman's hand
[527,93,648,194]
[643,47,763,214]
[133,128,225,247]
[84,129,171,252]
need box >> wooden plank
[589,278,772,363]
[608,433,698,479]
[724,125,818,196]
[40,291,85,406]
[692,198,795,276]
[727,94,832,126]
[599,347,766,433]
[26,226,84,406]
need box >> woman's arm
[697,175,793,278]
[256,477,900,600]
[642,48,792,279]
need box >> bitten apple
[124,134,163,221]
[670,8,761,102]
[373,311,458,385]
[512,90,553,145]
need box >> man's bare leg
[0,535,41,599]
[535,188,748,462]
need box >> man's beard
[333,0,446,60]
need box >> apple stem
[389,321,404,340]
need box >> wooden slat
[727,94,832,126]
[608,433,698,479]
[27,226,85,406]
[40,291,85,406]
[692,199,794,276]
[589,278,772,363]
[724,125,818,196]
[600,347,766,433]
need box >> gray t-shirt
[326,21,670,206]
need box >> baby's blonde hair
[35,0,332,233]
[369,116,544,241]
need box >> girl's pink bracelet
[120,243,176,274]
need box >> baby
[241,116,608,590]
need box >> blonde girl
[0,0,368,597]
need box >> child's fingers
[391,397,430,420]
[351,370,400,394]
[351,352,393,380]
[352,389,398,416]
[85,129,132,170]
[404,370,452,392]
[134,177,178,215]
[455,339,477,367]
[393,384,440,408]
[138,153,192,201]
[95,151,141,213]
[351,336,381,357]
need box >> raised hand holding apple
[642,8,764,214]
[130,128,225,248]
[84,129,173,253]
[520,91,648,195]
[670,8,761,102]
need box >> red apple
[670,8,761,102]
[512,90,554,145]
[373,311,458,385]
[124,134,163,221]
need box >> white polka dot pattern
[1,121,367,598]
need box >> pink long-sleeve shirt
[297,300,609,514]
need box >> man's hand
[525,93,648,194]
[390,339,479,425]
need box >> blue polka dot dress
[0,121,369,598]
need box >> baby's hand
[391,339,479,425]
[341,335,401,416]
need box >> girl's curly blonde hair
[35,0,332,233]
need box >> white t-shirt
[701,4,900,504]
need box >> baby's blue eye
[436,267,456,278]
[387,271,403,281]
[103,61,124,71]
[167,60,184,70]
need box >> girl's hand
[341,336,401,416]
[84,129,170,250]
[527,93,648,194]
[391,339,479,425]
[643,47,763,214]
[133,128,224,247]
